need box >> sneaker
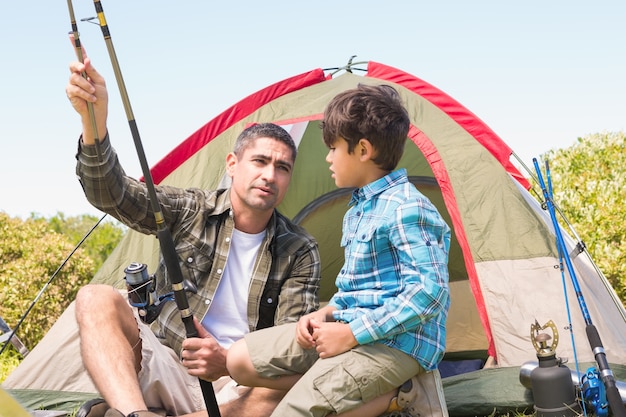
[76,398,109,417]
[384,370,448,417]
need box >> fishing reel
[124,262,172,324]
[582,367,608,417]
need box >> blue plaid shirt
[328,169,450,370]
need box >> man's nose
[261,164,276,181]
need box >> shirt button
[267,297,273,304]
[205,299,210,305]
[187,257,193,263]
[217,269,223,274]
[225,237,231,243]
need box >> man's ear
[358,138,375,161]
[225,152,237,176]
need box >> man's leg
[75,284,148,415]
[180,387,286,417]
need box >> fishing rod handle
[586,324,626,417]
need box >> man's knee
[75,284,127,323]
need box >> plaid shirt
[328,169,450,370]
[76,135,321,354]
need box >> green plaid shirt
[76,135,321,354]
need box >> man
[66,49,320,417]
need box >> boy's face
[325,137,366,188]
[226,136,294,215]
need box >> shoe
[383,370,448,417]
[76,398,109,417]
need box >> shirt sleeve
[75,134,202,236]
[273,239,321,324]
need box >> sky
[1,1,624,219]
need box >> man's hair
[321,84,410,171]
[233,123,297,162]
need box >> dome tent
[5,60,626,416]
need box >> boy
[227,84,451,417]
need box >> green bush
[539,131,626,302]
[0,213,96,351]
[0,212,125,382]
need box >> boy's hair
[233,123,297,162]
[321,84,410,171]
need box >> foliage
[0,349,20,383]
[539,131,626,302]
[38,213,126,271]
[0,212,94,350]
[0,212,125,382]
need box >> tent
[4,60,626,416]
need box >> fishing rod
[0,214,108,357]
[67,0,102,156]
[512,151,626,323]
[67,1,221,415]
[533,157,626,417]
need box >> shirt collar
[349,168,408,206]
[213,188,278,243]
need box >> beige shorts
[245,322,423,416]
[134,314,249,415]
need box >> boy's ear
[358,138,375,161]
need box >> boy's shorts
[244,322,422,416]
[134,313,249,415]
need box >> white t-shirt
[201,228,266,348]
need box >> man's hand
[310,319,358,359]
[65,35,108,144]
[180,317,228,381]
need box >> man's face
[226,136,294,215]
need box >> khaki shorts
[244,322,423,417]
[134,314,249,415]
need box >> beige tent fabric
[3,302,96,393]
[476,256,626,367]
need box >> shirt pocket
[176,244,214,294]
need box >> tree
[539,131,626,302]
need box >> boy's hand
[295,310,327,349]
[310,319,357,358]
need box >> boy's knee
[227,338,256,385]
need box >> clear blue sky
[1,1,624,218]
